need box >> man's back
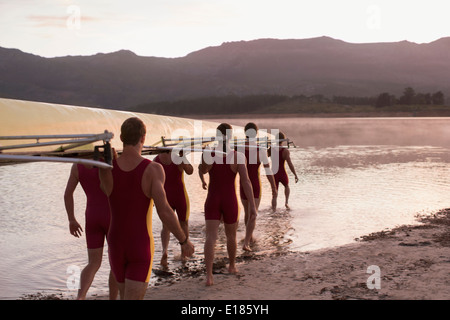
[108,157,154,283]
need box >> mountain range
[1,36,449,110]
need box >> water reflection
[286,145,450,252]
[2,117,450,299]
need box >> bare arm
[284,149,299,183]
[179,156,193,175]
[236,152,257,212]
[63,164,83,238]
[260,150,278,195]
[199,152,213,174]
[98,149,117,196]
[98,166,113,196]
[198,164,208,190]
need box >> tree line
[333,87,446,108]
[133,94,289,115]
[374,87,445,108]
[132,88,447,115]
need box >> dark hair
[216,123,232,152]
[268,131,286,157]
[120,117,146,146]
[244,122,258,138]
[276,131,286,141]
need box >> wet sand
[141,209,450,300]
[22,209,449,300]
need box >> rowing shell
[0,98,285,168]
[0,98,224,167]
[0,98,223,152]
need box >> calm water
[2,117,450,299]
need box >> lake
[1,116,450,299]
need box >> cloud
[27,14,100,28]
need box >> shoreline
[86,209,449,301]
[20,209,450,300]
[143,209,450,300]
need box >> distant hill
[1,36,450,110]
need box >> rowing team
[64,118,298,299]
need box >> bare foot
[174,253,188,262]
[228,264,238,275]
[206,274,214,286]
[285,203,291,210]
[243,237,256,251]
[160,253,168,269]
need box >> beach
[139,209,450,301]
[18,189,450,301]
[7,116,450,301]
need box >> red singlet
[204,152,239,224]
[153,155,189,222]
[108,158,154,283]
[273,148,289,189]
[77,164,111,249]
[239,147,261,200]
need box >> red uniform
[239,147,261,200]
[273,148,289,189]
[77,164,111,249]
[107,158,154,283]
[153,155,189,222]
[205,152,239,224]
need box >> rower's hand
[69,220,83,238]
[181,240,195,258]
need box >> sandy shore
[139,209,450,301]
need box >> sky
[1,0,449,58]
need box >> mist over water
[222,117,450,249]
[2,117,450,299]
[218,117,450,148]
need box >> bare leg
[272,184,279,212]
[284,185,291,210]
[117,282,125,300]
[224,222,239,274]
[123,278,148,300]
[77,247,103,300]
[108,271,119,300]
[179,220,189,261]
[204,220,220,286]
[243,198,260,251]
[241,198,250,251]
[242,198,249,226]
[162,216,189,265]
[160,224,170,268]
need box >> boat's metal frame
[0,131,296,168]
[0,131,115,169]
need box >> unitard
[204,152,239,224]
[239,147,261,200]
[273,148,289,189]
[153,155,190,222]
[77,164,111,249]
[107,158,154,283]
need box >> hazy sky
[1,0,449,58]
